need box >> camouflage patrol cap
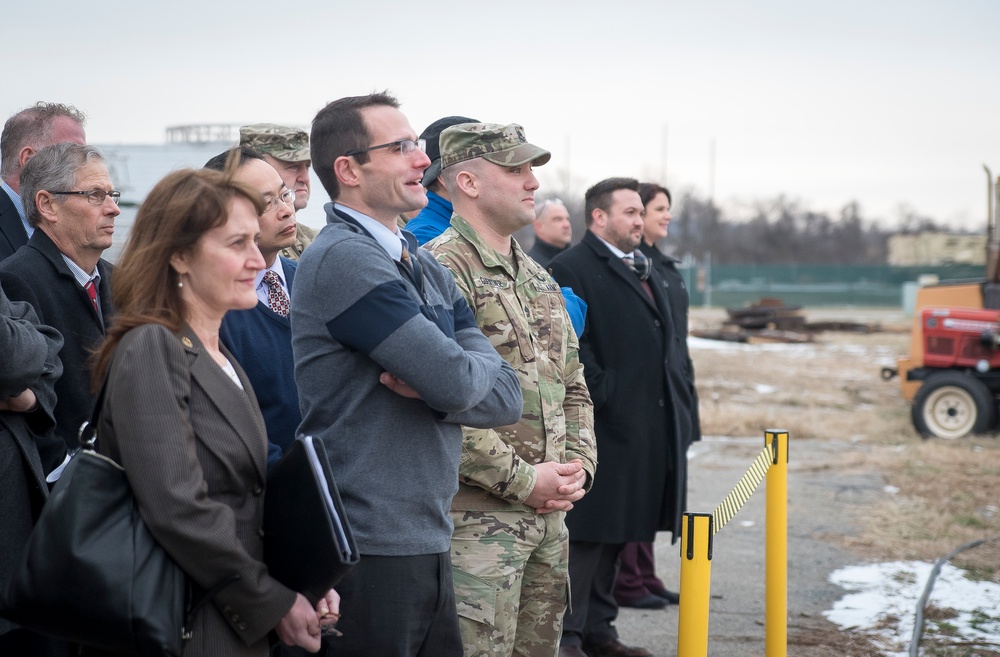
[439,123,551,170]
[239,123,310,163]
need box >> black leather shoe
[559,646,589,657]
[650,588,680,605]
[618,593,667,609]
[584,638,655,657]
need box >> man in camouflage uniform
[426,123,597,657]
[240,123,318,259]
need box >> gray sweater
[290,206,523,556]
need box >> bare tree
[667,191,890,264]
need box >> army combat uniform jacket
[427,214,597,511]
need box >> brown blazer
[96,323,296,657]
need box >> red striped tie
[84,280,98,312]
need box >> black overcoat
[549,231,689,542]
[0,284,62,637]
[0,229,113,468]
[0,189,28,262]
[639,241,701,449]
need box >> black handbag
[0,383,232,656]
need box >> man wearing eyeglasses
[239,123,318,261]
[424,122,596,657]
[291,92,523,657]
[528,197,573,267]
[0,102,87,262]
[205,147,301,475]
[0,143,118,473]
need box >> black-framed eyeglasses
[345,139,426,158]
[262,188,295,213]
[49,189,121,205]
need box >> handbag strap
[77,372,112,451]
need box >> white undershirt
[219,358,244,389]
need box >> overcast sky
[3,0,998,230]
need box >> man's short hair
[439,155,485,199]
[21,143,105,228]
[535,197,566,221]
[310,91,399,200]
[638,182,671,208]
[584,177,639,227]
[1,102,86,178]
[204,146,265,172]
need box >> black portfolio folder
[263,436,359,602]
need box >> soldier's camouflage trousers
[450,509,569,657]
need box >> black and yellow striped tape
[710,441,776,535]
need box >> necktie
[622,252,654,301]
[262,270,290,317]
[622,251,651,281]
[397,235,426,298]
[399,239,416,279]
[84,279,98,312]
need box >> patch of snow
[688,337,815,353]
[824,560,1000,655]
[688,336,899,365]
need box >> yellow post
[764,429,789,657]
[677,513,713,657]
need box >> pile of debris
[691,298,878,344]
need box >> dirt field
[687,306,1000,654]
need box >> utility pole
[564,135,572,193]
[702,251,712,308]
[708,137,716,203]
[661,124,669,183]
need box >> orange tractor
[886,168,1000,439]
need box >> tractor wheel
[911,371,995,439]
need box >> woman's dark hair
[638,182,671,208]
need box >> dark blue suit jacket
[220,258,299,472]
[0,188,29,262]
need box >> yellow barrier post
[677,513,713,657]
[764,429,789,657]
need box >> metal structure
[165,124,242,144]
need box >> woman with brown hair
[90,165,337,656]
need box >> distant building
[96,140,234,261]
[887,232,986,266]
[96,124,323,262]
